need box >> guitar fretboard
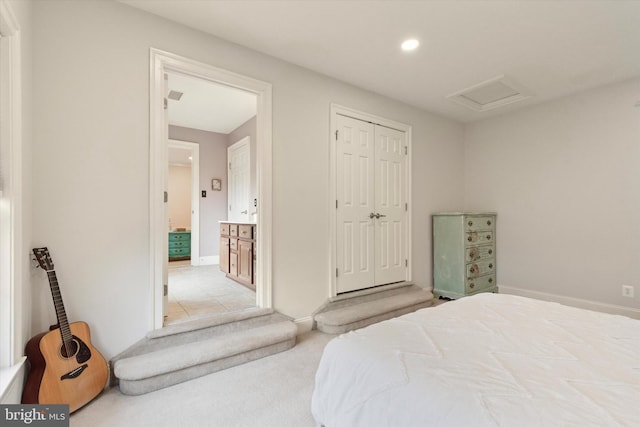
[46,270,73,346]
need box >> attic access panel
[447,75,532,112]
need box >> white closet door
[374,125,406,285]
[336,115,375,293]
[336,115,407,293]
[227,137,251,223]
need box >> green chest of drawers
[168,231,191,260]
[433,213,497,299]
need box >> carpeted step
[112,312,297,395]
[314,286,434,334]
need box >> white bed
[311,293,640,427]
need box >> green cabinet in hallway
[169,231,191,260]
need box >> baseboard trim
[294,316,313,334]
[199,256,218,266]
[499,286,640,320]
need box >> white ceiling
[167,72,256,133]
[123,0,640,123]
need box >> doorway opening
[150,49,273,330]
[164,73,257,325]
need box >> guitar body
[23,321,109,413]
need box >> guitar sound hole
[59,339,79,359]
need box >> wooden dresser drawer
[169,240,189,249]
[466,274,496,294]
[464,216,495,232]
[229,224,238,237]
[169,232,191,242]
[466,245,495,262]
[220,223,230,236]
[466,259,495,278]
[465,231,493,246]
[238,224,253,239]
[168,247,189,258]
[230,239,238,251]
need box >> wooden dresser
[433,213,497,299]
[168,231,191,261]
[220,222,256,290]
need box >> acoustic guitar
[22,247,109,413]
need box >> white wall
[464,77,640,311]
[31,1,463,358]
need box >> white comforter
[311,293,640,427]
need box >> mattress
[311,293,640,427]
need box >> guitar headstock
[33,247,54,271]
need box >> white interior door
[336,115,375,293]
[336,115,407,293]
[227,137,250,222]
[374,125,406,285]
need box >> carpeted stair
[313,283,434,334]
[111,308,297,395]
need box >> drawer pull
[488,249,493,255]
[488,278,493,283]
[486,235,491,240]
[487,220,492,226]
[489,263,493,269]
[469,265,477,274]
[468,220,473,227]
[467,236,472,242]
[469,283,475,289]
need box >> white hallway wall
[464,77,640,311]
[31,1,464,359]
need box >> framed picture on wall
[212,178,222,191]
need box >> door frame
[329,103,413,297]
[0,0,23,370]
[150,49,273,330]
[168,139,200,265]
[227,136,251,223]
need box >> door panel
[220,237,230,273]
[336,115,407,293]
[374,126,406,285]
[336,115,375,293]
[238,239,253,283]
[228,138,250,222]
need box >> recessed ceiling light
[401,39,420,52]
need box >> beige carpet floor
[166,262,256,325]
[71,330,334,427]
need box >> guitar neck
[46,270,73,344]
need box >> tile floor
[165,261,256,325]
